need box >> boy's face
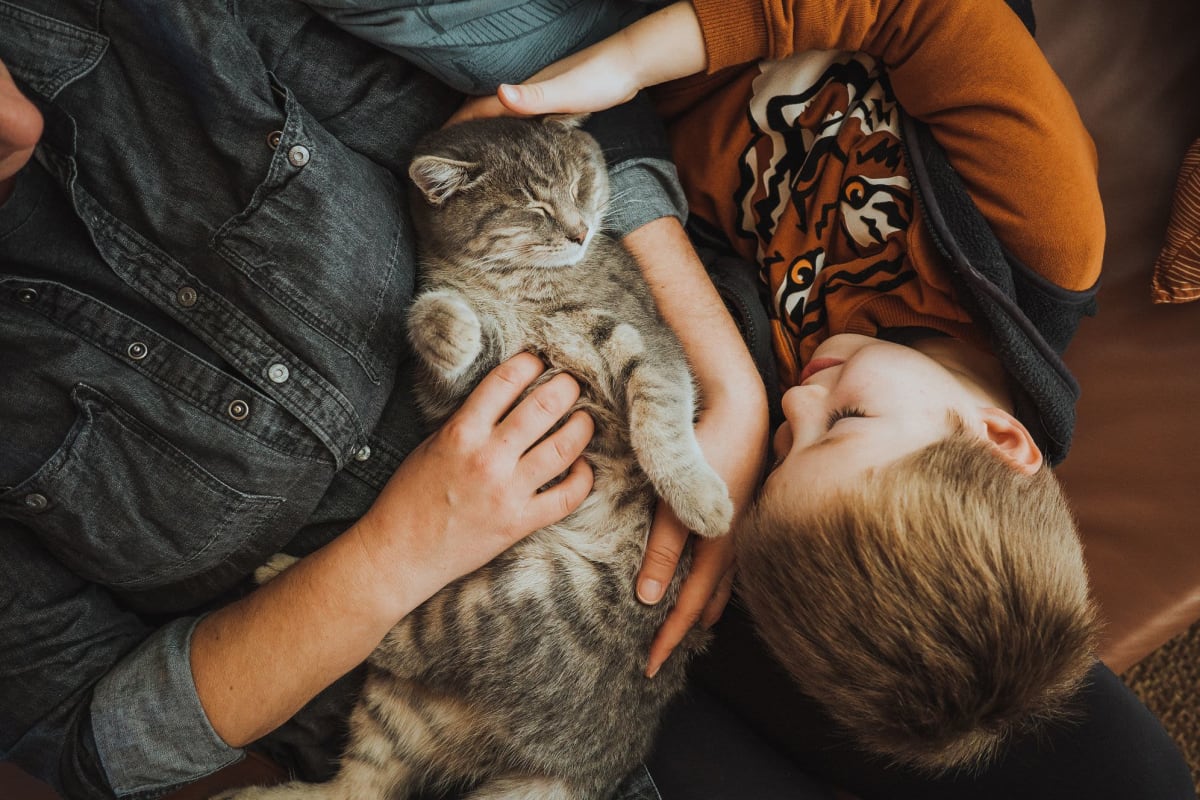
[765,334,1006,502]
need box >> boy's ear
[408,156,478,205]
[978,407,1043,475]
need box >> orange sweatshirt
[654,0,1104,386]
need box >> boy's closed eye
[825,407,868,431]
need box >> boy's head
[738,334,1098,773]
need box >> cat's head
[407,115,609,269]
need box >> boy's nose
[781,384,829,440]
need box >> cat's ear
[409,156,479,205]
[543,113,591,130]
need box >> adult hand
[354,353,595,615]
[639,404,765,678]
[447,1,705,126]
[0,59,43,206]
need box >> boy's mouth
[799,357,844,385]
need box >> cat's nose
[566,226,589,245]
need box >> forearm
[622,217,766,422]
[191,519,421,748]
[620,2,708,89]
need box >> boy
[459,0,1108,774]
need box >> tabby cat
[217,116,732,800]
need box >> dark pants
[647,604,1196,800]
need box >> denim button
[24,493,48,511]
[176,286,198,307]
[266,363,290,383]
[287,145,310,167]
[353,445,371,462]
[16,287,38,303]
[266,130,282,150]
[127,341,149,360]
[227,399,250,421]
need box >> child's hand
[447,1,706,126]
[638,404,765,678]
[0,59,43,206]
[354,353,595,612]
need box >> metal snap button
[16,287,38,303]
[227,399,250,421]
[266,363,290,384]
[287,144,310,167]
[24,493,48,511]
[127,341,149,360]
[266,130,283,150]
[176,286,198,308]
[353,445,372,462]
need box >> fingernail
[498,84,520,103]
[637,579,663,605]
[645,662,660,679]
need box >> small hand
[638,407,766,678]
[0,59,43,206]
[446,1,705,126]
[638,501,736,678]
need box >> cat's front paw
[408,290,483,377]
[254,552,300,585]
[668,466,734,540]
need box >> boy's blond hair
[736,425,1098,774]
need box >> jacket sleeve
[688,0,1105,292]
[585,92,688,236]
[0,523,242,799]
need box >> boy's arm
[449,1,706,124]
[466,0,1103,294]
[623,217,768,678]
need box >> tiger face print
[735,51,919,383]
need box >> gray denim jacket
[0,2,677,797]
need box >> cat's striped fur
[215,117,732,800]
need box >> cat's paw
[254,552,300,585]
[667,466,734,539]
[408,290,482,377]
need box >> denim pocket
[2,384,283,589]
[211,80,411,383]
[0,1,107,100]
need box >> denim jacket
[0,2,677,797]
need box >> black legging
[647,603,1196,800]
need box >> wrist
[342,511,431,624]
[629,2,707,90]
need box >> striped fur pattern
[217,117,732,800]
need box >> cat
[215,115,733,800]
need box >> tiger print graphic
[734,51,920,383]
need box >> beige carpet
[1122,621,1200,791]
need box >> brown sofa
[1040,0,1200,675]
[3,0,1199,797]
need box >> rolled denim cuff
[90,615,243,797]
[607,157,688,239]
